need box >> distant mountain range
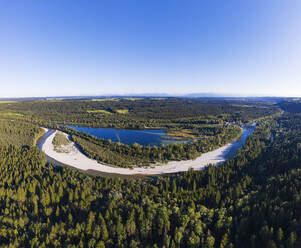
[0,93,299,101]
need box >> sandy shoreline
[37,125,255,175]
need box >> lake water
[37,123,257,174]
[65,125,193,146]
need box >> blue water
[65,125,193,146]
[223,123,256,160]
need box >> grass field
[123,98,142,101]
[115,109,129,114]
[91,98,120,102]
[87,109,112,114]
[0,101,17,104]
[90,98,142,102]
[46,98,64,101]
[0,112,24,117]
[165,130,198,139]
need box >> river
[37,123,256,175]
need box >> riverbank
[38,123,256,175]
[37,124,255,175]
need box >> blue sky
[0,0,300,97]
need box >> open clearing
[0,101,17,104]
[91,98,120,102]
[87,109,112,114]
[115,109,129,114]
[0,112,23,117]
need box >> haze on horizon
[0,0,300,98]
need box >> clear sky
[0,0,300,97]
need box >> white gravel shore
[38,125,255,175]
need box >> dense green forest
[0,118,43,147]
[1,98,278,130]
[0,99,300,247]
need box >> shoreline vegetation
[58,125,242,168]
[163,130,200,140]
[37,123,254,174]
[52,131,72,153]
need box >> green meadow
[115,109,129,114]
[0,101,17,104]
[87,109,112,114]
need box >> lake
[65,125,194,146]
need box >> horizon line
[0,93,300,100]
